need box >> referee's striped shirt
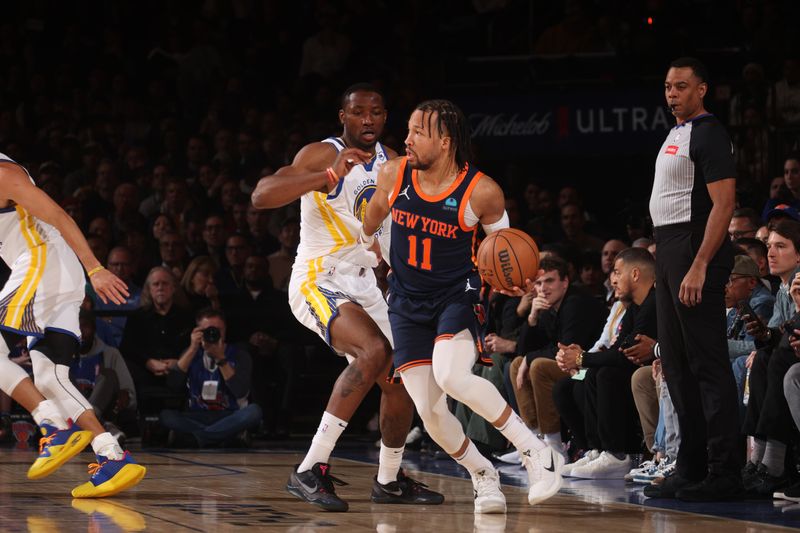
[649,114,736,227]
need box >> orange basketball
[477,228,540,291]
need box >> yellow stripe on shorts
[5,207,46,329]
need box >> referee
[646,57,742,501]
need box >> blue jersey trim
[0,206,16,213]
[325,137,346,152]
[674,113,713,129]
[326,176,346,200]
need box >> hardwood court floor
[0,446,798,532]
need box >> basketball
[477,228,540,291]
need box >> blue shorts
[388,277,490,374]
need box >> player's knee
[353,336,392,377]
[432,365,469,400]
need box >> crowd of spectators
[1,2,800,491]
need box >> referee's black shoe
[286,463,349,512]
[371,469,445,505]
[676,472,744,502]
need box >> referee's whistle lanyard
[674,112,713,128]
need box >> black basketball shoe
[286,463,349,512]
[371,469,445,505]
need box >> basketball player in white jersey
[251,83,442,512]
[0,156,146,497]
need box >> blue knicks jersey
[388,157,483,298]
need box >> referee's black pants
[654,223,740,480]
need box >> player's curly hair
[415,99,473,171]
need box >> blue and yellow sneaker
[71,451,146,498]
[27,420,93,480]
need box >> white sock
[453,440,494,476]
[91,431,124,460]
[377,441,404,485]
[496,412,545,453]
[543,432,564,451]
[31,400,67,430]
[298,411,347,473]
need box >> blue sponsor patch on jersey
[445,197,458,207]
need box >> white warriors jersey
[294,137,392,267]
[0,153,64,268]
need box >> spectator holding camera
[160,308,261,447]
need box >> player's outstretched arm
[0,162,129,304]
[251,143,371,209]
[362,158,401,238]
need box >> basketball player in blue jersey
[361,100,563,513]
[252,83,442,512]
[0,157,146,497]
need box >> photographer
[160,308,262,447]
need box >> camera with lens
[202,326,221,343]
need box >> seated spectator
[268,217,300,291]
[71,308,138,437]
[508,256,607,458]
[735,237,780,295]
[741,220,800,496]
[161,308,262,447]
[728,207,760,241]
[92,246,142,348]
[159,230,189,279]
[555,247,658,479]
[762,155,800,221]
[119,266,194,414]
[200,214,229,268]
[558,202,605,253]
[576,251,605,300]
[181,256,221,313]
[726,255,775,404]
[600,239,627,304]
[215,234,252,297]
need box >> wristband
[87,266,105,277]
[325,167,340,188]
[576,351,585,369]
[359,226,375,247]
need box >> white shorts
[289,256,393,355]
[0,240,85,339]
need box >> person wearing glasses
[728,207,760,241]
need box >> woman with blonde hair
[181,256,221,312]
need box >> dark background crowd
[1,0,800,449]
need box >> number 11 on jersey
[407,235,432,270]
